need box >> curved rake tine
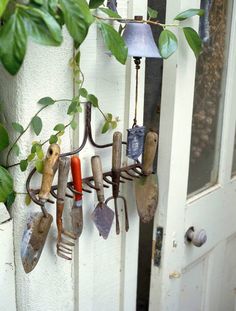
[132,168,143,175]
[103,184,109,188]
[63,230,76,240]
[57,244,72,252]
[119,180,125,184]
[120,173,133,181]
[57,251,72,261]
[103,175,116,185]
[65,193,74,199]
[67,184,83,196]
[47,198,55,204]
[61,238,75,247]
[85,180,100,191]
[114,199,120,234]
[82,187,92,193]
[57,246,72,255]
[50,188,58,199]
[124,169,139,178]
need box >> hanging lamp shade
[122,18,161,58]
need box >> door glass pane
[187,0,232,196]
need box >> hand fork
[56,157,76,260]
[105,132,129,234]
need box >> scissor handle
[71,155,83,201]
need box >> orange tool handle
[71,156,83,201]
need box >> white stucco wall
[0,1,147,310]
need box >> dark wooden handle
[39,144,60,201]
[91,155,104,203]
[142,131,158,175]
[112,131,122,171]
[57,157,70,203]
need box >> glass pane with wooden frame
[188,0,233,196]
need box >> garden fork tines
[106,131,129,235]
[56,157,76,260]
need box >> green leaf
[159,29,178,59]
[79,88,88,98]
[89,0,104,9]
[101,121,110,133]
[12,144,20,156]
[25,193,32,206]
[31,142,41,153]
[0,166,13,203]
[35,159,44,173]
[99,7,121,18]
[107,113,112,121]
[53,123,65,131]
[183,27,202,58]
[49,134,58,144]
[12,122,24,134]
[87,94,98,107]
[70,118,77,130]
[111,121,117,129]
[36,145,44,160]
[75,50,80,64]
[147,7,158,19]
[5,191,16,208]
[59,0,94,47]
[27,153,35,162]
[174,9,204,21]
[0,0,9,18]
[38,97,55,106]
[20,159,28,172]
[21,6,63,46]
[31,115,43,136]
[0,123,9,152]
[98,21,128,65]
[0,11,27,75]
[67,100,82,115]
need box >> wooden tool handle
[57,157,70,203]
[91,155,104,203]
[112,131,122,171]
[39,144,60,201]
[142,131,158,175]
[71,155,82,201]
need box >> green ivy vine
[0,0,204,208]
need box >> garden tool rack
[25,102,144,228]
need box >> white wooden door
[149,0,236,310]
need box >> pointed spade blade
[91,204,114,239]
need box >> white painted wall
[0,1,147,310]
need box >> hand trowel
[91,155,114,239]
[134,131,159,223]
[21,144,60,273]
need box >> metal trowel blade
[91,205,114,239]
[21,212,53,273]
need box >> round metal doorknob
[185,227,207,247]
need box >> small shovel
[134,131,159,223]
[91,155,114,239]
[21,144,60,273]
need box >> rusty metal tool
[91,155,114,239]
[21,144,60,273]
[71,155,83,238]
[105,132,129,235]
[56,157,76,260]
[135,131,158,223]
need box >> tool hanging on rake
[105,132,129,235]
[21,144,60,273]
[56,157,76,260]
